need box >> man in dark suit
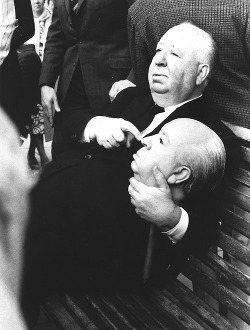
[39,0,136,156]
[125,0,250,129]
[21,23,240,326]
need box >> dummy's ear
[196,63,210,86]
[167,166,191,185]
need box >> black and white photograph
[0,0,250,329]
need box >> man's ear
[167,166,191,185]
[196,63,210,86]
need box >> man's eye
[156,48,161,53]
[171,51,179,57]
[160,138,164,144]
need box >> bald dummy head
[131,118,226,195]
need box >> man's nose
[154,52,167,67]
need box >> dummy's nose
[141,136,152,149]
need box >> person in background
[0,0,17,66]
[0,0,34,137]
[47,0,54,13]
[39,0,136,157]
[19,0,52,169]
[0,106,32,329]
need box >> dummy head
[131,118,225,198]
[148,22,217,108]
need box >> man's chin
[151,89,171,108]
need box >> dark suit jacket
[128,0,250,129]
[39,0,135,113]
[0,0,34,135]
[27,87,240,286]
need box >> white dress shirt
[0,0,17,66]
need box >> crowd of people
[0,0,249,329]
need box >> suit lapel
[64,0,85,18]
[75,0,85,14]
[144,98,203,137]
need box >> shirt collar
[164,94,202,114]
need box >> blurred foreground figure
[0,107,32,329]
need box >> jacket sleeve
[39,2,68,88]
[61,109,97,144]
[60,87,136,144]
[60,86,151,144]
[150,191,221,283]
[12,0,34,47]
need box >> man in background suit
[40,0,136,156]
[0,0,34,137]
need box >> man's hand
[80,116,142,149]
[109,79,136,102]
[128,167,182,230]
[41,85,61,126]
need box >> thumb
[109,85,116,102]
[153,166,169,189]
[53,97,61,112]
[126,132,135,148]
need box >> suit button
[85,154,91,160]
[79,41,82,44]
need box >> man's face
[31,0,45,12]
[131,123,180,186]
[148,25,201,105]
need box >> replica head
[131,118,225,200]
[0,108,32,297]
[148,22,217,108]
